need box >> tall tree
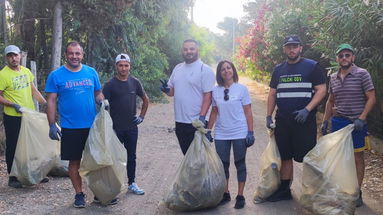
[21,0,36,61]
[51,0,62,71]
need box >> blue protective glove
[354,119,366,131]
[293,108,310,123]
[49,123,62,141]
[266,115,274,129]
[160,79,170,94]
[132,116,144,125]
[199,115,208,127]
[321,120,328,135]
[205,130,213,143]
[245,131,255,147]
[11,103,21,113]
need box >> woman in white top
[206,60,254,209]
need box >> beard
[287,54,300,61]
[183,53,198,64]
[340,61,353,70]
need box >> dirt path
[0,77,382,215]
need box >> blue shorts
[331,116,368,152]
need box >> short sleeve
[311,63,326,86]
[212,96,217,106]
[168,64,181,88]
[0,73,7,91]
[136,79,145,97]
[269,69,279,89]
[45,72,58,93]
[93,70,101,91]
[202,66,215,93]
[361,70,374,92]
[212,88,217,107]
[328,77,333,94]
[241,86,251,105]
[102,80,111,100]
[25,68,35,83]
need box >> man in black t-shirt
[103,53,149,195]
[264,35,326,202]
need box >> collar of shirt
[336,65,358,79]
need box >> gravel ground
[0,77,382,215]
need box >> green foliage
[314,0,383,101]
[5,0,194,101]
[237,0,383,137]
[157,0,193,75]
[189,24,216,65]
[215,17,239,61]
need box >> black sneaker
[356,190,363,207]
[266,189,292,202]
[94,196,119,205]
[219,192,231,205]
[234,195,245,209]
[8,176,22,188]
[73,192,86,208]
[40,177,49,183]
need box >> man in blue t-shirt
[103,54,149,195]
[265,35,326,202]
[45,41,105,208]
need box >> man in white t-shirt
[160,39,215,154]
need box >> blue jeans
[115,127,138,185]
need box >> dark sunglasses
[337,53,352,59]
[224,89,229,101]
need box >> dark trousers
[175,122,196,155]
[3,114,22,174]
[115,127,138,185]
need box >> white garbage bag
[253,130,281,203]
[79,101,127,205]
[300,125,359,215]
[10,108,59,185]
[163,120,226,211]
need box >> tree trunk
[38,19,50,78]
[0,0,7,44]
[22,0,36,61]
[51,0,62,71]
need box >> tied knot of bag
[192,120,208,134]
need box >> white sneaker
[128,183,145,195]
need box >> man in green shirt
[0,45,46,188]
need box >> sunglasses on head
[224,89,229,101]
[337,53,352,59]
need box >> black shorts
[61,128,90,161]
[274,116,317,162]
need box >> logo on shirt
[12,74,30,90]
[279,74,302,83]
[64,78,93,89]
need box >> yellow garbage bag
[253,130,281,203]
[163,120,226,211]
[300,125,359,215]
[79,101,127,205]
[10,108,59,185]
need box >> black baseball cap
[283,35,301,46]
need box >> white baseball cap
[115,53,130,64]
[4,45,21,55]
